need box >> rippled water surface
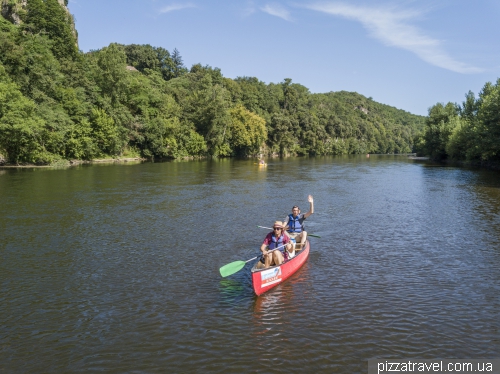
[1,156,500,373]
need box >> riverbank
[0,157,146,168]
[408,156,430,160]
[70,157,145,165]
[3,154,499,172]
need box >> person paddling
[260,221,293,268]
[284,195,314,250]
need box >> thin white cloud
[242,1,257,17]
[261,3,292,21]
[305,2,482,73]
[243,7,256,17]
[159,3,196,14]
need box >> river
[1,156,499,373]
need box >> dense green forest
[417,80,500,164]
[0,0,425,165]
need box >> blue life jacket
[287,214,304,233]
[269,234,285,251]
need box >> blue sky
[69,0,500,116]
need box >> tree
[171,48,186,78]
[25,0,78,60]
[89,44,128,104]
[270,112,297,155]
[445,116,471,160]
[124,44,161,72]
[228,105,267,156]
[90,108,120,155]
[178,72,232,156]
[475,79,500,161]
[0,67,46,163]
[422,102,459,160]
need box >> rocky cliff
[1,0,27,24]
[1,0,77,43]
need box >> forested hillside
[0,0,425,165]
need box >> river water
[1,156,499,373]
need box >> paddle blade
[308,234,321,238]
[219,260,246,277]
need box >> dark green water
[1,156,500,373]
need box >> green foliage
[25,0,78,60]
[122,44,183,81]
[65,118,98,160]
[0,3,426,164]
[445,116,470,160]
[171,69,232,156]
[0,65,46,163]
[178,124,207,156]
[228,105,267,156]
[90,108,121,156]
[246,79,419,155]
[475,80,500,161]
[421,79,500,162]
[124,44,162,72]
[141,117,179,158]
[88,44,128,104]
[422,102,459,160]
[171,48,187,78]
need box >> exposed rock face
[1,0,27,25]
[356,106,369,114]
[58,0,78,43]
[1,0,77,44]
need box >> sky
[69,0,500,116]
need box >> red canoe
[250,240,310,295]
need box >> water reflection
[253,288,287,319]
[218,278,252,304]
[251,264,307,320]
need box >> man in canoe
[284,195,314,250]
[260,221,293,268]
